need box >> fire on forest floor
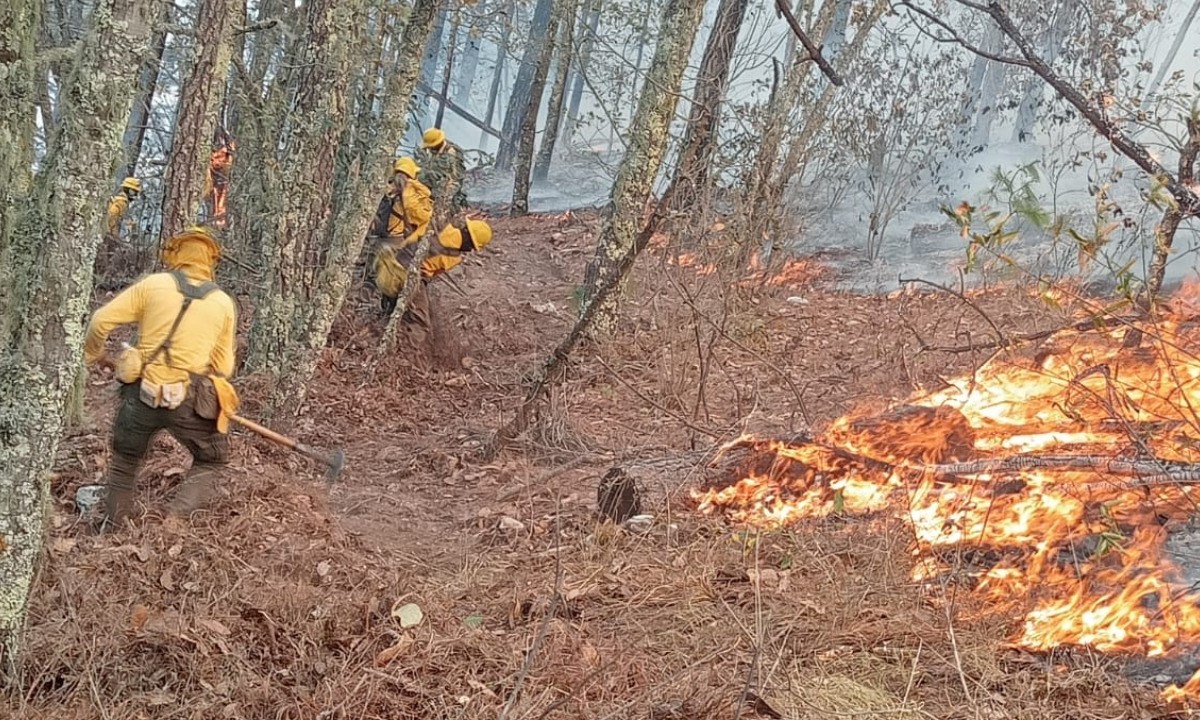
[695,281,1200,704]
[6,211,1185,719]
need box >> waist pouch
[139,379,187,410]
[190,374,221,420]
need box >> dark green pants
[104,382,230,527]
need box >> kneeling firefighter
[84,225,240,529]
[373,218,494,334]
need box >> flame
[693,296,1200,702]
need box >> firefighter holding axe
[84,225,343,531]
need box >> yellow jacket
[84,265,237,387]
[371,176,433,243]
[106,194,129,237]
[421,224,471,278]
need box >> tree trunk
[160,0,237,241]
[1144,0,1200,105]
[660,0,750,217]
[1145,115,1199,303]
[481,1,514,150]
[1011,4,1072,143]
[412,1,449,145]
[563,0,601,147]
[435,8,462,127]
[238,0,440,402]
[0,0,39,305]
[454,1,486,104]
[579,0,705,335]
[495,0,555,170]
[511,0,567,215]
[0,0,155,677]
[533,0,579,183]
[245,0,362,380]
[119,20,169,179]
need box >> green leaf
[464,612,484,629]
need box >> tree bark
[660,0,750,217]
[454,1,486,104]
[511,0,567,216]
[1146,115,1199,302]
[533,0,579,183]
[0,0,155,678]
[0,0,39,307]
[563,0,601,146]
[579,0,706,336]
[413,1,449,144]
[119,8,170,180]
[435,8,462,127]
[160,0,238,241]
[481,1,514,150]
[495,0,555,170]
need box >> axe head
[325,449,346,484]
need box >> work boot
[102,453,141,532]
[167,464,218,516]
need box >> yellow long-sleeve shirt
[84,266,237,386]
[106,194,129,237]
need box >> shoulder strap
[145,271,219,368]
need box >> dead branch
[484,209,667,459]
[898,276,1009,348]
[908,311,1139,354]
[415,79,506,142]
[945,0,1200,217]
[773,0,844,87]
[925,454,1193,478]
[898,1,1028,66]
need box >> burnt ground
[6,212,1170,719]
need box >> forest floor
[7,211,1169,719]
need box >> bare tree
[512,0,569,215]
[533,0,580,183]
[660,0,751,218]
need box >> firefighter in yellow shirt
[373,218,493,344]
[106,177,141,239]
[84,225,239,529]
[369,156,434,316]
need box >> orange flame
[693,297,1200,702]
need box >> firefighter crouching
[84,225,240,530]
[372,218,494,337]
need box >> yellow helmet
[465,219,492,249]
[393,156,420,178]
[422,128,447,149]
[121,177,142,192]
[162,225,222,267]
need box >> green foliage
[940,161,1138,300]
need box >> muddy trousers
[104,383,230,527]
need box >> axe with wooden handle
[229,413,346,484]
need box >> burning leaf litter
[693,288,1200,702]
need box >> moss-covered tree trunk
[0,0,154,678]
[160,0,238,240]
[660,0,749,217]
[0,0,40,335]
[246,0,356,379]
[578,0,705,336]
[241,0,440,406]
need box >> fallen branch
[925,454,1196,479]
[483,207,666,459]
